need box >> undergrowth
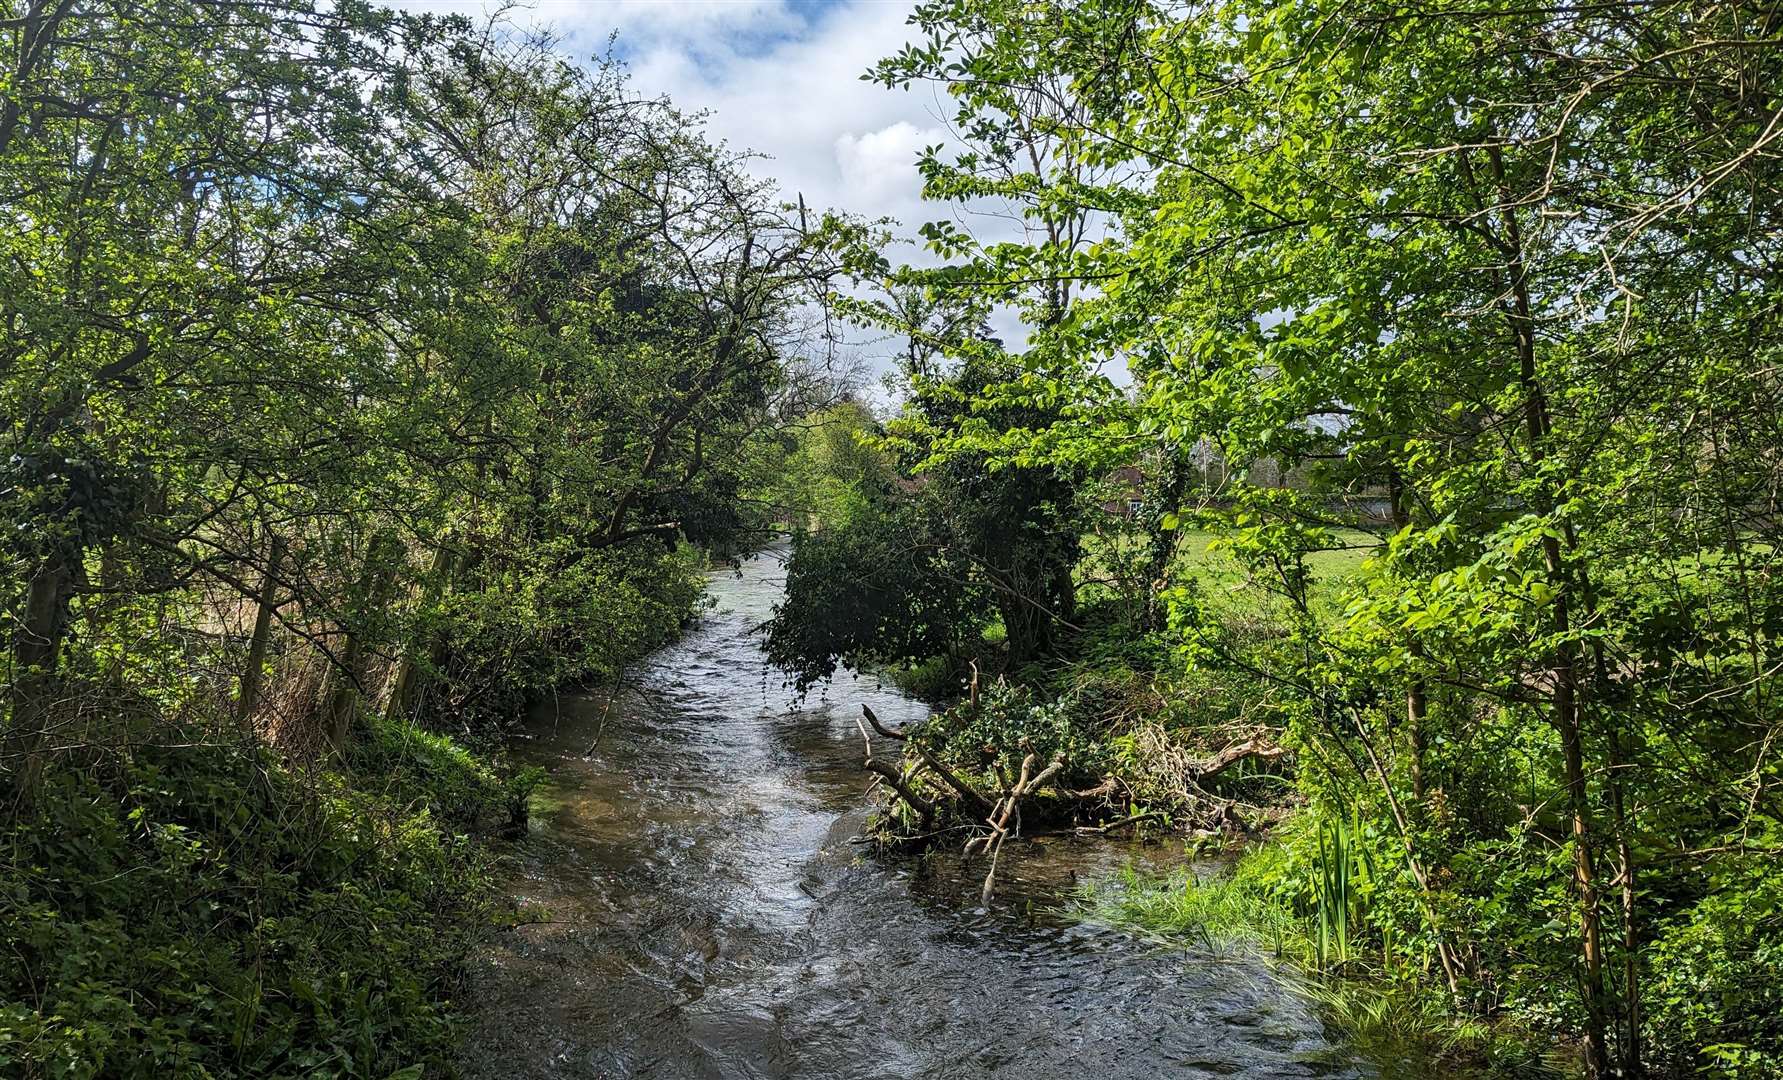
[1076,846,1564,1079]
[0,713,508,1079]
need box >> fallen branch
[865,759,937,825]
[972,753,1065,904]
[856,717,934,828]
[1075,810,1165,835]
[911,742,996,816]
[967,753,1037,857]
[1188,737,1287,783]
[860,703,906,741]
[582,669,628,757]
[1070,776,1121,801]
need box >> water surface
[461,546,1370,1079]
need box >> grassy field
[1076,524,1377,621]
[1171,527,1375,580]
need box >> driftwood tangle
[855,703,1287,903]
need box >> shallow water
[460,546,1374,1079]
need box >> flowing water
[460,546,1376,1080]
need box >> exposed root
[1190,736,1287,782]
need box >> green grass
[1077,864,1302,956]
[1075,850,1563,1079]
[1170,526,1375,584]
[1076,524,1374,616]
[886,654,963,700]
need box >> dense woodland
[3,0,1780,1077]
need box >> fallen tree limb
[912,742,996,816]
[856,717,934,828]
[865,759,936,825]
[972,753,1065,904]
[1188,737,1287,783]
[1070,776,1121,801]
[860,704,906,741]
[967,753,1036,857]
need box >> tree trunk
[997,589,1051,668]
[237,534,287,731]
[1144,452,1192,630]
[1607,724,1643,1077]
[1051,557,1077,627]
[1389,471,1429,804]
[1522,328,1612,1080]
[1487,143,1611,1076]
[323,534,401,760]
[6,558,73,799]
[1406,681,1429,803]
[1583,566,1642,1077]
[1349,716,1465,997]
[1545,596,1610,1078]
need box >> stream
[459,546,1379,1079]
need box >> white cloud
[382,0,1057,384]
[389,0,958,237]
[834,121,945,208]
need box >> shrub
[0,727,498,1079]
[922,679,1111,788]
[1643,856,1783,1079]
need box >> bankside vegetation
[766,1,1782,1076]
[0,2,863,1074]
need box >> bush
[428,542,706,736]
[919,679,1112,789]
[1643,856,1783,1079]
[765,504,990,691]
[0,727,499,1079]
[347,712,537,831]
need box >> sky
[384,0,1025,389]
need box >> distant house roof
[1100,466,1145,518]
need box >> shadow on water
[459,546,1380,1079]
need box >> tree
[768,286,1088,686]
[2,1,866,768]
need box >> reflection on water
[460,546,1372,1079]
